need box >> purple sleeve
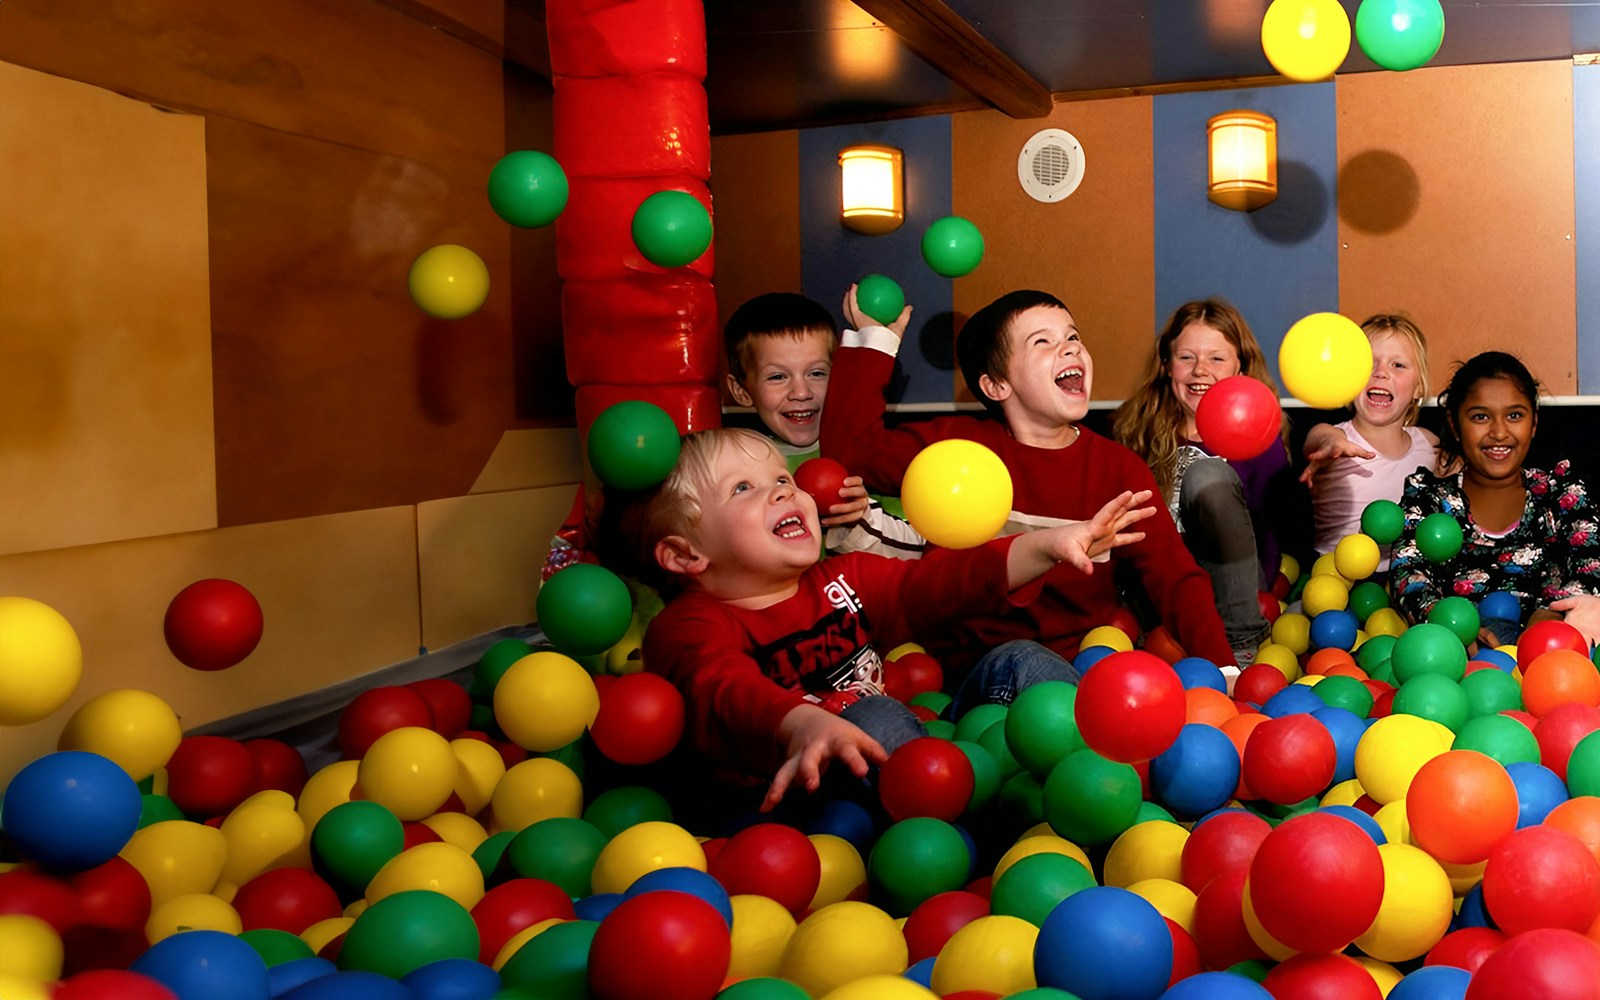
[1228,442,1310,588]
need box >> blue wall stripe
[798,116,954,404]
[1152,84,1340,387]
[1577,65,1600,393]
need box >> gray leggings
[1179,457,1271,649]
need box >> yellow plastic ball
[1310,552,1353,584]
[1302,575,1351,617]
[357,727,457,821]
[992,834,1094,882]
[1355,714,1453,805]
[421,811,489,854]
[1255,643,1302,683]
[493,651,599,752]
[408,244,489,320]
[220,790,310,887]
[494,918,565,970]
[1127,878,1198,933]
[931,915,1039,996]
[57,688,182,782]
[886,642,926,661]
[809,833,867,910]
[1279,311,1373,407]
[1374,800,1411,846]
[1294,674,1325,687]
[1241,877,1299,961]
[1261,0,1352,82]
[146,892,242,943]
[1322,778,1366,808]
[1334,534,1382,581]
[1081,625,1133,654]
[489,758,582,832]
[780,901,908,997]
[450,737,507,816]
[1103,821,1189,888]
[297,759,359,831]
[120,820,229,907]
[1366,608,1408,638]
[1279,554,1302,584]
[0,915,62,983]
[366,842,484,910]
[900,440,1014,549]
[1271,614,1312,656]
[819,976,938,1000]
[301,916,354,955]
[1353,842,1453,962]
[343,898,369,920]
[0,597,82,726]
[728,894,798,981]
[1354,957,1404,996]
[590,820,706,895]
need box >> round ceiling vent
[1017,128,1085,203]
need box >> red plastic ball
[1408,750,1519,864]
[1257,591,1283,626]
[1194,376,1283,462]
[588,672,686,766]
[1523,649,1600,717]
[402,822,443,849]
[164,735,255,818]
[883,652,944,703]
[1191,866,1267,971]
[470,877,577,965]
[1074,650,1186,763]
[1261,952,1383,1000]
[232,867,342,934]
[901,889,990,963]
[338,686,432,759]
[1143,626,1187,665]
[586,890,731,1000]
[878,736,975,823]
[1240,714,1336,804]
[1165,917,1201,987]
[54,969,178,1000]
[1271,572,1294,601]
[244,738,308,797]
[406,677,473,738]
[1247,812,1384,954]
[1517,619,1589,670]
[1233,663,1289,707]
[1107,607,1141,640]
[1181,810,1272,893]
[707,822,822,917]
[69,856,151,932]
[0,868,80,933]
[1425,927,1508,972]
[794,457,851,513]
[1536,703,1600,781]
[162,578,263,671]
[1464,928,1600,1000]
[1482,825,1600,935]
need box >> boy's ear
[977,373,1012,405]
[725,373,754,408]
[654,534,709,578]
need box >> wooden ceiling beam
[851,0,1052,119]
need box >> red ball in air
[795,457,851,514]
[163,578,264,671]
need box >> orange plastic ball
[1546,797,1600,869]
[1185,688,1239,728]
[1306,648,1357,677]
[1522,649,1600,718]
[1406,750,1518,864]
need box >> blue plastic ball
[904,956,936,987]
[1160,970,1274,999]
[131,929,271,1000]
[1261,685,1325,718]
[401,958,502,1000]
[280,970,413,1000]
[624,866,733,928]
[1319,803,1386,845]
[267,957,338,997]
[573,892,624,922]
[804,797,877,852]
[1173,657,1228,693]
[1506,760,1569,828]
[1309,609,1359,651]
[1075,645,1116,672]
[1150,724,1241,819]
[1471,648,1517,673]
[1311,706,1368,785]
[1477,591,1520,625]
[1,750,141,870]
[1456,883,1495,929]
[1388,964,1471,1000]
[1035,886,1172,999]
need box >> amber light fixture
[839,144,904,234]
[1207,110,1278,211]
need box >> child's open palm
[763,704,888,812]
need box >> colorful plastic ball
[586,399,681,491]
[1537,703,1600,781]
[536,564,633,658]
[506,818,607,898]
[1388,965,1471,1000]
[919,215,984,277]
[1346,581,1389,624]
[1392,623,1468,683]
[1194,376,1282,462]
[590,821,705,896]
[1234,663,1289,707]
[468,878,574,966]
[807,832,867,909]
[337,687,431,759]
[1261,952,1381,999]
[779,901,908,996]
[1310,609,1359,652]
[625,866,733,932]
[162,578,263,671]
[496,917,598,994]
[1003,681,1084,777]
[1463,927,1600,999]
[400,957,502,1000]
[900,440,1013,549]
[334,889,478,979]
[54,969,181,1000]
[1453,714,1540,767]
[238,927,314,968]
[901,890,989,963]
[1042,748,1142,845]
[1426,926,1506,973]
[1477,591,1520,626]
[588,675,684,769]
[1352,842,1453,962]
[1415,513,1465,562]
[878,736,975,823]
[356,726,457,821]
[1161,971,1273,999]
[1075,650,1185,763]
[931,914,1039,997]
[1277,311,1370,407]
[1248,812,1384,953]
[631,189,712,268]
[1354,0,1446,71]
[1150,724,1241,820]
[1335,533,1382,581]
[1241,714,1337,804]
[163,734,255,816]
[233,868,341,935]
[1034,886,1172,999]
[130,928,270,1000]
[1427,597,1481,647]
[1460,667,1522,718]
[1393,674,1471,732]
[989,852,1095,928]
[1545,796,1600,868]
[408,244,489,320]
[1175,657,1228,693]
[1407,750,1518,864]
[1481,825,1600,935]
[1181,810,1272,894]
[0,595,83,725]
[366,842,485,911]
[1301,575,1350,618]
[720,978,810,1000]
[726,895,799,983]
[854,273,906,326]
[795,456,851,514]
[1523,648,1600,716]
[1,750,141,870]
[1360,500,1406,545]
[709,823,821,917]
[57,688,183,782]
[1104,820,1189,889]
[867,817,970,915]
[581,785,671,841]
[492,651,599,752]
[487,149,567,228]
[312,800,404,894]
[1506,760,1569,828]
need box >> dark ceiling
[702,0,1600,134]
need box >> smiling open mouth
[774,514,808,538]
[1055,367,1085,393]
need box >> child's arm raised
[1299,423,1375,488]
[763,704,888,811]
[1005,490,1156,588]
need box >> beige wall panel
[418,485,581,651]
[952,98,1156,402]
[0,61,215,556]
[0,507,420,783]
[1337,62,1577,392]
[470,429,585,494]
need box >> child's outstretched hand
[764,704,888,812]
[1071,489,1157,567]
[819,476,872,528]
[1299,426,1375,489]
[843,284,913,339]
[1548,595,1600,648]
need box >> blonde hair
[1360,313,1431,426]
[641,428,780,563]
[1112,297,1285,498]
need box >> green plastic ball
[911,690,953,717]
[338,890,479,979]
[586,400,682,492]
[999,771,1046,827]
[312,800,404,893]
[1451,713,1540,766]
[1416,512,1465,562]
[920,215,985,278]
[718,979,811,1000]
[139,793,183,829]
[1461,667,1522,717]
[1391,674,1470,732]
[238,928,313,968]
[473,829,517,882]
[990,851,1095,927]
[855,273,906,326]
[1567,731,1600,798]
[1428,596,1481,647]
[631,190,712,268]
[498,918,599,993]
[1355,0,1446,72]
[581,785,672,840]
[471,638,534,699]
[1391,622,1467,683]
[953,702,1008,744]
[868,817,971,915]
[1041,748,1141,845]
[1357,633,1398,673]
[1004,680,1086,777]
[1360,499,1407,545]
[1135,800,1178,825]
[1349,581,1390,623]
[977,719,1024,784]
[506,817,608,898]
[487,150,569,228]
[925,719,957,741]
[1312,674,1374,717]
[537,563,633,657]
[953,739,1002,812]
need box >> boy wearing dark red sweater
[822,288,1235,669]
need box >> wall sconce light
[1207,110,1278,211]
[839,144,904,234]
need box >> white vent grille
[1018,128,1085,203]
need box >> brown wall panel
[951,98,1156,402]
[1337,62,1577,392]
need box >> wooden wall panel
[470,429,584,494]
[951,98,1156,402]
[0,507,420,784]
[0,62,215,556]
[1337,62,1577,392]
